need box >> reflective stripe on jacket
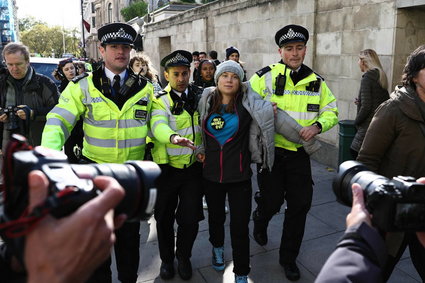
[150,84,201,168]
[250,63,338,151]
[42,73,152,163]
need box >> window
[108,3,112,23]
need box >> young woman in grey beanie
[196,60,321,283]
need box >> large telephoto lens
[333,160,388,207]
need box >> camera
[333,160,425,231]
[0,105,19,131]
[1,134,160,223]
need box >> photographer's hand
[25,170,126,283]
[346,183,372,228]
[0,113,7,123]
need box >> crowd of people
[0,19,424,283]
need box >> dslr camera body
[0,105,20,131]
[333,160,425,232]
[0,134,160,263]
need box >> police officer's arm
[314,81,338,132]
[41,82,85,151]
[150,95,194,149]
[301,82,338,141]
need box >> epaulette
[155,90,167,98]
[313,72,325,81]
[255,66,272,78]
[72,72,89,83]
[189,83,203,95]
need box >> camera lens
[77,161,159,221]
[333,160,388,207]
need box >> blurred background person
[194,59,216,88]
[74,61,87,75]
[357,44,425,281]
[0,42,58,149]
[209,50,221,66]
[192,59,200,82]
[225,46,247,81]
[199,51,207,61]
[350,49,389,159]
[192,51,199,62]
[52,58,76,92]
[130,53,162,93]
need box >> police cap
[275,24,309,47]
[160,50,192,68]
[98,23,137,46]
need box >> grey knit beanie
[214,60,244,84]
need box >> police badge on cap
[161,50,192,68]
[98,23,137,45]
[275,24,309,47]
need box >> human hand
[171,134,196,150]
[16,105,33,120]
[197,153,205,163]
[25,170,126,283]
[0,113,7,123]
[299,125,321,142]
[272,102,278,116]
[346,183,372,228]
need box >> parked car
[30,57,63,87]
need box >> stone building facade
[143,0,425,166]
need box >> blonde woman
[350,49,389,158]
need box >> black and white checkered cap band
[165,52,190,66]
[279,28,306,45]
[101,28,134,43]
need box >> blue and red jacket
[202,94,252,183]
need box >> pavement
[113,159,422,283]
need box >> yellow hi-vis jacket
[250,63,338,151]
[150,84,202,169]
[41,73,153,163]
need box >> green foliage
[20,23,82,58]
[121,0,148,22]
[18,16,46,32]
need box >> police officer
[150,50,203,281]
[249,24,338,281]
[41,23,153,283]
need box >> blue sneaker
[235,274,248,283]
[212,246,225,271]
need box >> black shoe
[281,262,300,281]
[177,258,192,280]
[252,212,268,246]
[160,262,175,280]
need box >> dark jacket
[315,222,386,283]
[202,92,253,183]
[0,67,59,146]
[357,85,425,178]
[351,69,389,152]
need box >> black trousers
[86,221,141,283]
[204,179,252,276]
[154,163,204,263]
[255,147,313,263]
